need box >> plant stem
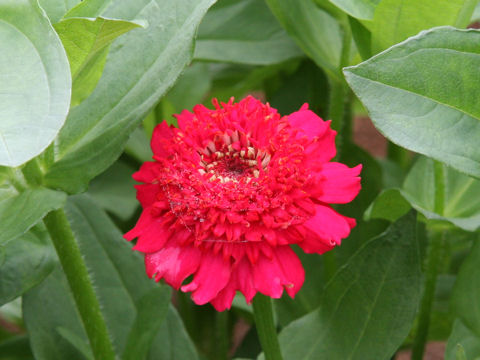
[411,230,446,360]
[44,209,116,360]
[252,294,283,360]
[412,161,446,360]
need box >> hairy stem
[44,209,116,360]
[252,294,283,360]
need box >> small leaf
[38,0,81,23]
[0,0,71,167]
[329,0,380,20]
[371,0,477,53]
[265,0,342,79]
[365,188,411,222]
[43,0,216,193]
[0,224,55,306]
[445,320,480,360]
[194,0,303,65]
[276,212,421,360]
[344,27,480,179]
[0,187,66,246]
[451,234,480,338]
[54,16,143,106]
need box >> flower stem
[252,294,283,360]
[44,209,116,360]
[411,161,446,360]
[411,230,446,360]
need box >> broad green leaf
[0,187,66,246]
[43,0,216,194]
[371,0,477,53]
[194,0,303,65]
[0,225,55,306]
[445,320,480,360]
[0,0,71,167]
[275,212,420,360]
[344,27,480,179]
[38,0,81,23]
[54,16,143,106]
[23,195,195,360]
[329,0,380,20]
[122,288,170,360]
[265,0,342,79]
[88,160,137,220]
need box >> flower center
[198,130,271,183]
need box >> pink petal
[135,183,161,208]
[124,209,153,241]
[273,246,305,297]
[288,104,335,141]
[252,246,303,298]
[132,219,171,253]
[145,244,201,289]
[310,163,362,204]
[151,122,174,158]
[174,109,195,131]
[181,252,231,305]
[302,205,355,249]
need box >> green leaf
[0,335,33,359]
[122,288,172,360]
[265,0,342,79]
[0,187,66,246]
[329,0,380,20]
[0,0,71,167]
[23,195,196,359]
[0,225,55,306]
[43,0,216,194]
[365,188,412,222]
[194,0,302,65]
[88,160,137,220]
[402,157,480,231]
[446,320,480,360]
[367,157,480,231]
[276,212,421,360]
[164,62,212,113]
[124,127,152,163]
[38,0,81,23]
[344,27,480,179]
[371,0,477,53]
[54,16,143,106]
[451,234,480,339]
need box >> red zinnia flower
[125,96,361,311]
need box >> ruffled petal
[309,163,362,204]
[145,244,201,289]
[132,161,159,183]
[273,246,305,297]
[302,205,355,249]
[174,109,195,131]
[252,245,304,298]
[151,122,174,158]
[181,252,231,305]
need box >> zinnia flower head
[125,96,361,311]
